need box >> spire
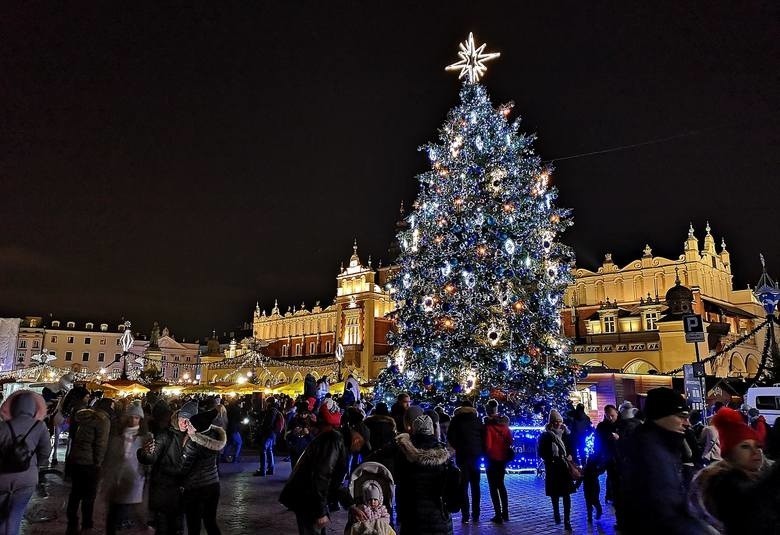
[349,239,361,268]
[271,299,280,315]
[675,266,681,286]
[702,220,716,255]
[254,301,261,317]
[684,223,699,256]
[721,237,727,251]
[688,222,695,238]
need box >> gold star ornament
[445,32,500,84]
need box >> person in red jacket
[483,399,513,524]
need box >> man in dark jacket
[279,398,347,535]
[137,399,196,535]
[595,404,619,502]
[447,400,484,524]
[620,387,708,534]
[66,397,113,535]
[255,397,284,476]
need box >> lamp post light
[335,343,344,382]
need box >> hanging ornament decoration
[422,295,436,312]
[120,321,134,353]
[30,348,56,365]
[462,269,476,289]
[485,323,505,347]
[504,238,516,255]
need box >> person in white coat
[102,401,152,535]
[0,390,51,535]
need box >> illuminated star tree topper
[445,32,501,84]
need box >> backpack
[1,421,39,473]
[441,460,463,513]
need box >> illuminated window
[645,312,659,331]
[51,336,57,343]
[100,338,106,345]
[18,340,27,349]
[282,344,289,356]
[295,344,302,356]
[603,316,616,334]
[100,324,108,332]
[67,336,74,344]
[325,341,332,353]
[310,342,316,354]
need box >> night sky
[2,3,778,340]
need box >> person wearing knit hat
[393,403,453,534]
[178,399,199,421]
[280,392,348,534]
[351,480,393,534]
[619,387,707,534]
[538,409,575,530]
[689,407,779,534]
[102,399,152,533]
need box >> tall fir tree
[377,37,578,419]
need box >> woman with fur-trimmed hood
[178,408,227,535]
[394,406,453,535]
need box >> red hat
[319,398,342,426]
[712,407,761,457]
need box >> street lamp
[335,343,344,382]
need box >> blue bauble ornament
[467,236,477,246]
[494,266,505,277]
[486,216,496,227]
[389,364,400,375]
[545,378,556,388]
[452,224,463,235]
[442,302,452,312]
[519,354,531,365]
[578,367,589,380]
[393,378,403,388]
[498,361,508,372]
[434,380,444,390]
[413,344,423,353]
[423,376,433,386]
[450,258,460,268]
[410,384,421,394]
[452,384,463,394]
[497,231,508,241]
[480,389,490,397]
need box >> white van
[745,386,780,426]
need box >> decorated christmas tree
[377,34,578,419]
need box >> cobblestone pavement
[22,460,617,535]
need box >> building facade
[206,243,396,387]
[13,317,199,382]
[562,223,769,379]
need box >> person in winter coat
[66,397,114,535]
[222,399,244,463]
[482,399,512,524]
[341,406,371,476]
[255,397,284,476]
[594,404,619,502]
[567,403,592,464]
[0,390,51,535]
[537,409,575,531]
[179,408,227,535]
[611,401,641,528]
[286,401,317,471]
[446,400,484,524]
[363,403,397,454]
[394,407,453,535]
[434,406,451,444]
[279,398,347,535]
[620,387,708,535]
[102,401,152,534]
[689,407,780,534]
[137,399,196,534]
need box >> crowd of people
[0,374,778,535]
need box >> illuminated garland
[661,318,771,376]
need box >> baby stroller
[346,461,396,535]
